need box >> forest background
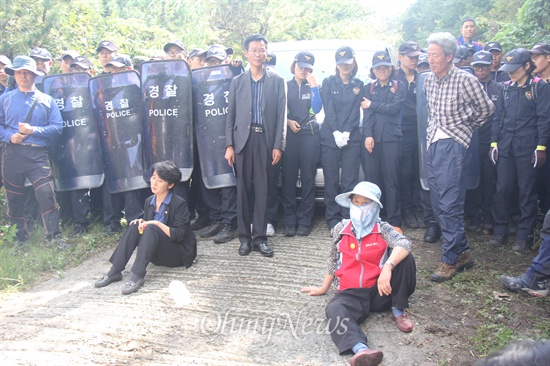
[1,0,549,69]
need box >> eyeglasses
[473,65,491,70]
[168,50,184,56]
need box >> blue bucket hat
[5,56,44,76]
[336,181,383,209]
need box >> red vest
[335,221,388,291]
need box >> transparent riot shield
[43,72,104,191]
[141,60,193,182]
[192,65,236,189]
[89,70,148,193]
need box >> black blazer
[225,69,286,154]
[143,193,197,268]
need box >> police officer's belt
[250,124,264,133]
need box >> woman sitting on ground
[301,181,416,366]
[95,160,197,295]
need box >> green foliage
[469,324,515,357]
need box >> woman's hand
[365,137,375,153]
[130,218,144,226]
[305,72,318,88]
[300,286,327,296]
[287,118,301,133]
[377,266,393,297]
[361,97,372,109]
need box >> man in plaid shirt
[424,32,494,282]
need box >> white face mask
[349,201,380,239]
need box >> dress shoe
[423,222,441,243]
[122,277,145,295]
[213,224,237,244]
[253,243,274,257]
[284,225,296,237]
[392,313,413,332]
[238,242,252,256]
[95,272,123,288]
[296,225,310,236]
[200,221,222,238]
[349,349,383,366]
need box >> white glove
[333,131,344,148]
[342,131,350,141]
[340,131,350,147]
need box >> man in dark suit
[225,34,286,257]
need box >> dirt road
[0,214,525,365]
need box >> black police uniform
[281,78,321,230]
[361,79,405,227]
[320,75,363,230]
[465,79,500,227]
[394,68,422,220]
[491,76,550,242]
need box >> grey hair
[427,32,458,57]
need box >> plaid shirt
[424,65,494,149]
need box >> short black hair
[151,160,182,188]
[461,17,476,26]
[243,34,268,51]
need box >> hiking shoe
[423,222,441,243]
[455,250,475,271]
[512,236,533,252]
[191,215,210,231]
[499,273,549,297]
[213,224,237,244]
[489,234,508,247]
[431,262,458,282]
[467,217,481,232]
[266,223,276,237]
[296,225,311,236]
[284,225,296,237]
[403,210,419,229]
[200,221,222,238]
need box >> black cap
[399,41,422,57]
[188,49,206,58]
[96,40,117,53]
[530,43,550,55]
[106,54,132,68]
[372,51,392,67]
[70,55,92,70]
[464,43,476,54]
[163,41,187,54]
[57,50,80,61]
[206,45,227,61]
[471,51,493,66]
[484,41,503,52]
[417,53,429,66]
[266,52,277,66]
[294,51,314,70]
[335,46,355,65]
[453,45,469,63]
[499,48,531,72]
[210,44,234,56]
[29,47,52,61]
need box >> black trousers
[267,160,281,226]
[235,131,271,245]
[102,183,143,225]
[321,144,360,229]
[201,185,237,226]
[325,255,416,354]
[492,152,538,240]
[465,143,496,223]
[361,141,402,227]
[281,132,320,227]
[109,224,185,278]
[1,144,60,239]
[58,189,90,227]
[399,130,421,213]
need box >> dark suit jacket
[143,193,197,268]
[225,69,286,154]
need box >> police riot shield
[43,72,104,191]
[417,71,479,191]
[192,65,236,189]
[141,60,193,182]
[89,70,148,193]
